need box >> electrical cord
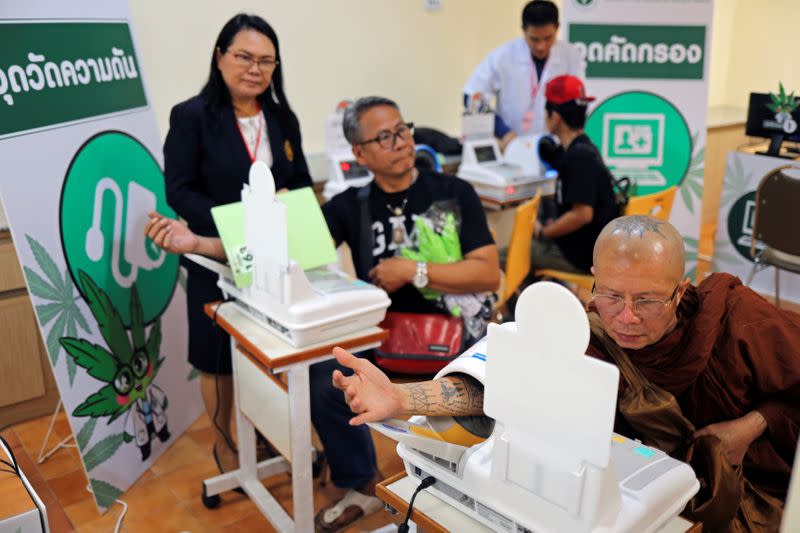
[398,475,436,533]
[85,483,127,533]
[0,434,47,533]
[211,298,238,454]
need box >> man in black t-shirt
[317,96,499,530]
[323,96,499,311]
[532,75,617,274]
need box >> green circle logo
[586,91,691,196]
[726,191,762,263]
[60,131,178,325]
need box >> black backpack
[611,175,633,216]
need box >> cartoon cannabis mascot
[61,271,170,460]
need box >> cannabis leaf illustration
[766,82,799,115]
[61,271,164,423]
[75,417,98,452]
[711,239,742,272]
[82,432,126,471]
[684,236,699,282]
[679,132,705,215]
[22,234,91,385]
[720,154,752,210]
[89,478,123,510]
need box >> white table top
[207,300,386,369]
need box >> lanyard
[235,106,263,163]
[523,62,542,133]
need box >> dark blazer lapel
[222,105,253,186]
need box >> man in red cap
[532,74,618,276]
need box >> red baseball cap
[545,75,595,105]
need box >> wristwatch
[413,262,429,288]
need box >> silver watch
[413,262,429,288]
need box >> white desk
[201,302,388,532]
[377,473,701,533]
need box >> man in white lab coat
[464,0,585,151]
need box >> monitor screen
[746,92,800,142]
[474,145,497,163]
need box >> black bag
[611,175,633,215]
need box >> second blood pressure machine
[372,282,699,532]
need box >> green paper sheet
[210,202,251,288]
[279,187,338,270]
[210,187,337,289]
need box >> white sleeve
[464,47,503,98]
[434,337,488,386]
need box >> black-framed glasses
[228,51,279,71]
[358,122,415,150]
[591,283,680,319]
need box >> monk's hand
[693,411,767,465]
[368,257,415,293]
[145,211,198,255]
[332,347,403,425]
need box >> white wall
[129,0,800,153]
[130,0,529,153]
[719,0,800,110]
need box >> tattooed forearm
[406,383,438,413]
[399,375,485,417]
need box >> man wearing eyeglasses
[313,96,500,530]
[331,215,800,519]
[323,96,500,312]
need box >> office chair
[495,192,542,318]
[746,165,800,307]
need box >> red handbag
[375,312,464,374]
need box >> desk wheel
[202,484,221,509]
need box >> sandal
[314,489,383,532]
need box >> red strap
[235,105,263,163]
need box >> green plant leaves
[60,338,117,382]
[684,236,699,282]
[78,270,133,366]
[75,417,98,452]
[721,154,751,209]
[89,478,122,509]
[679,132,705,215]
[83,432,126,471]
[146,319,162,368]
[73,385,121,419]
[23,235,91,385]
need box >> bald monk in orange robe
[332,215,800,530]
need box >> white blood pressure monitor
[458,138,541,204]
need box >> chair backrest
[752,166,800,257]
[500,192,542,307]
[623,186,678,221]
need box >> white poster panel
[563,0,714,280]
[0,1,202,511]
[712,152,800,304]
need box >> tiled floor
[11,409,404,532]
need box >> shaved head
[590,216,690,349]
[594,215,685,284]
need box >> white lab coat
[464,38,586,137]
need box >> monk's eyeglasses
[591,283,680,319]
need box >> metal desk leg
[287,363,314,532]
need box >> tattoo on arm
[401,375,484,416]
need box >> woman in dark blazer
[163,14,310,475]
